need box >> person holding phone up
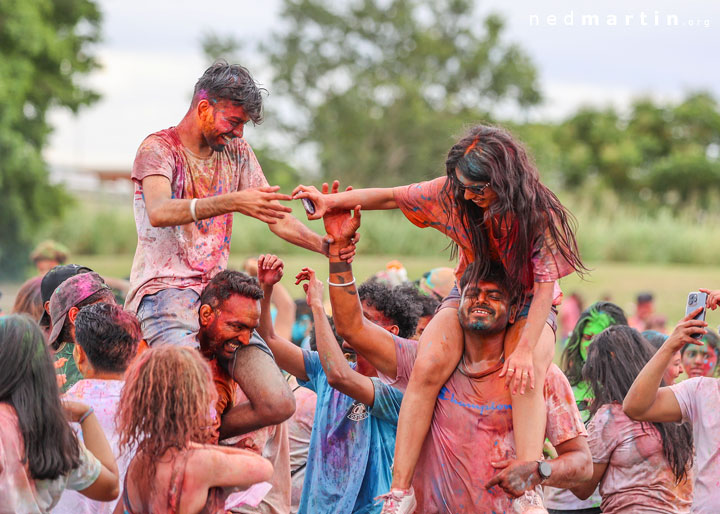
[623,289,720,513]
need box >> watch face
[539,461,552,479]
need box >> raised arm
[623,310,706,422]
[256,254,309,381]
[193,444,274,489]
[296,267,376,405]
[292,180,399,220]
[319,195,399,378]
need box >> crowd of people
[2,61,720,514]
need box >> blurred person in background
[416,267,455,302]
[11,276,44,322]
[30,240,69,275]
[571,325,693,512]
[116,345,273,513]
[644,330,683,385]
[54,303,141,514]
[558,292,583,341]
[0,314,119,512]
[546,301,628,514]
[679,329,719,378]
[629,292,659,332]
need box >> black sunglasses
[458,181,491,195]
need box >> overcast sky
[45,0,720,171]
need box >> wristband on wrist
[327,277,356,287]
[190,198,199,223]
[78,407,94,424]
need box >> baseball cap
[48,272,112,346]
[39,264,93,327]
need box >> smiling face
[198,294,260,362]
[455,167,497,210]
[664,350,683,384]
[198,99,250,152]
[457,280,511,334]
[682,340,718,378]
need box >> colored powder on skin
[580,311,615,361]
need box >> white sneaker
[376,488,417,514]
[512,490,547,513]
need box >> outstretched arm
[296,267,375,405]
[256,254,309,381]
[292,180,399,220]
[624,309,706,422]
[142,175,292,227]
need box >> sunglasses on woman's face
[458,181,490,195]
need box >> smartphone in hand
[301,198,316,215]
[686,292,708,339]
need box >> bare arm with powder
[292,180,399,219]
[218,344,296,440]
[295,267,376,406]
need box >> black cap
[39,264,93,327]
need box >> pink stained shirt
[125,127,268,313]
[394,177,573,302]
[587,403,692,513]
[670,377,720,512]
[378,336,586,513]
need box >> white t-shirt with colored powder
[670,377,720,513]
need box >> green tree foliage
[265,0,541,186]
[0,0,101,277]
[551,92,720,207]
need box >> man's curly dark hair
[358,280,422,339]
[397,283,439,318]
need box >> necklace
[457,351,505,379]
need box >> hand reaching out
[257,254,284,287]
[295,267,324,309]
[321,181,361,246]
[233,186,293,224]
[700,288,720,310]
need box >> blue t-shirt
[297,349,403,514]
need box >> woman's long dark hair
[583,325,693,483]
[0,315,81,479]
[561,301,628,386]
[441,124,587,293]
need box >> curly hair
[75,303,141,373]
[11,276,44,322]
[441,124,586,296]
[358,280,422,339]
[193,60,267,124]
[200,270,264,310]
[561,301,628,386]
[584,326,693,483]
[0,315,81,479]
[116,346,217,484]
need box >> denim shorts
[439,284,558,333]
[137,288,273,357]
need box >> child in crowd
[116,346,273,513]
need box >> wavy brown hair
[116,346,217,481]
[441,124,586,293]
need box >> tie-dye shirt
[378,335,586,513]
[587,403,692,513]
[0,403,101,514]
[670,377,720,513]
[394,177,573,300]
[126,127,268,313]
[297,350,403,514]
[54,379,129,514]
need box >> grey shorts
[137,288,273,357]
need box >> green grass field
[4,254,720,337]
